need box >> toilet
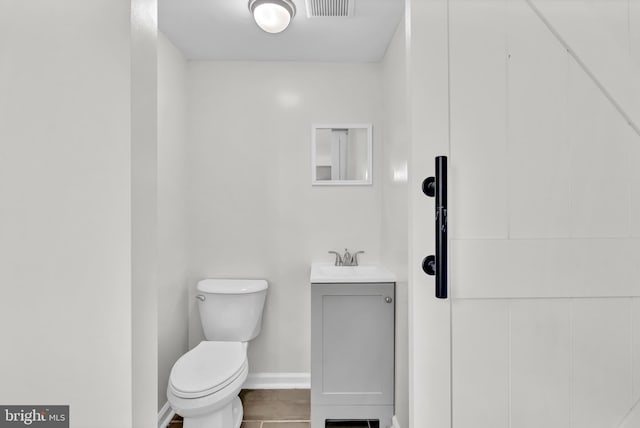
[167,279,268,428]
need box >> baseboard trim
[242,372,311,389]
[158,401,175,428]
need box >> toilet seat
[169,341,247,399]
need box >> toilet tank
[196,279,268,342]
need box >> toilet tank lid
[197,279,268,294]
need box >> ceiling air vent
[305,0,355,17]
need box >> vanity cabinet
[311,282,395,428]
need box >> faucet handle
[353,251,365,266]
[328,251,343,266]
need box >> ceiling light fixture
[248,0,296,34]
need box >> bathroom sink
[310,263,396,283]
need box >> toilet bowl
[167,279,268,428]
[168,342,249,428]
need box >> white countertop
[310,262,396,283]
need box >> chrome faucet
[342,249,353,265]
[328,248,365,266]
[343,248,365,266]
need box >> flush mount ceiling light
[249,0,296,34]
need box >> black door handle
[422,156,448,299]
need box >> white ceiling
[158,0,404,62]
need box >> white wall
[132,1,159,425]
[185,61,383,374]
[157,32,189,409]
[0,1,156,427]
[381,18,409,428]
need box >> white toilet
[167,279,268,428]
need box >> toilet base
[183,396,243,428]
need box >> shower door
[443,1,640,428]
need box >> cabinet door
[311,282,395,406]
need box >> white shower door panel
[447,1,640,428]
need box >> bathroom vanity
[310,263,395,428]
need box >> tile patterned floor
[168,389,379,428]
